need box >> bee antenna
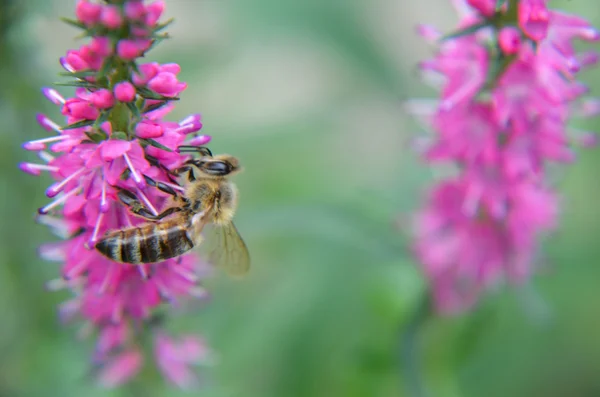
[177,145,213,157]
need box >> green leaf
[58,70,96,79]
[153,17,174,33]
[440,20,490,41]
[136,86,179,101]
[140,138,173,152]
[126,101,141,120]
[60,17,86,30]
[84,130,106,143]
[61,119,95,130]
[97,56,114,81]
[142,100,170,113]
[54,80,98,89]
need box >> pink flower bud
[148,72,187,97]
[135,121,164,139]
[124,1,146,21]
[75,0,102,26]
[90,37,112,57]
[145,0,165,26]
[62,98,100,120]
[466,0,496,17]
[90,89,115,109]
[518,0,550,41]
[159,63,181,74]
[130,26,149,37]
[101,5,123,29]
[117,39,151,61]
[132,62,159,85]
[114,81,136,102]
[498,27,521,54]
[65,50,89,71]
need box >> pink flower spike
[97,350,143,388]
[114,81,136,102]
[187,135,212,146]
[75,0,102,26]
[42,88,66,105]
[24,0,216,386]
[101,5,123,29]
[90,89,115,109]
[498,27,521,55]
[518,0,550,41]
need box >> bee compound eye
[204,161,230,175]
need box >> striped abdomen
[95,219,194,264]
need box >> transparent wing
[200,221,250,277]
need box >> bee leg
[145,154,178,184]
[118,187,183,220]
[143,174,191,208]
[143,175,179,198]
[172,164,196,182]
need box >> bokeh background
[2,1,600,396]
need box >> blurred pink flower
[409,0,599,314]
[21,0,213,388]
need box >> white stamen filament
[47,168,85,197]
[172,265,199,282]
[39,188,81,214]
[24,163,59,172]
[123,152,144,187]
[44,88,66,105]
[179,115,196,125]
[98,262,114,295]
[89,212,105,246]
[136,188,158,216]
[38,151,55,163]
[36,215,70,238]
[27,134,68,146]
[100,179,109,213]
[137,264,149,280]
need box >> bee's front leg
[116,188,182,221]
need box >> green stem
[400,293,432,397]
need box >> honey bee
[95,146,250,276]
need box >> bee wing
[200,221,250,277]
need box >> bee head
[197,154,241,177]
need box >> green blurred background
[2,1,600,396]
